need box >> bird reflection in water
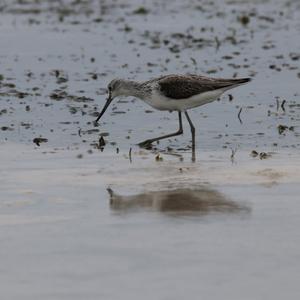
[108,187,250,216]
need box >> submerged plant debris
[33,137,48,146]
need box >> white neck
[119,80,149,100]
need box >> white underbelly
[143,89,224,111]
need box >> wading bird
[95,74,250,149]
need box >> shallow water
[1,0,300,299]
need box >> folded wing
[158,75,250,99]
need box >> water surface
[1,0,300,299]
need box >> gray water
[1,0,300,299]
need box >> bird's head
[107,78,126,99]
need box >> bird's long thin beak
[95,96,112,123]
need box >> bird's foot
[93,120,99,127]
[138,139,153,149]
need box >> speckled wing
[157,75,250,100]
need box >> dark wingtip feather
[236,77,251,84]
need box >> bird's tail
[214,78,251,93]
[232,77,251,85]
[220,77,251,92]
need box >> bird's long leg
[138,111,183,148]
[184,111,196,151]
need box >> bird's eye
[108,86,112,92]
